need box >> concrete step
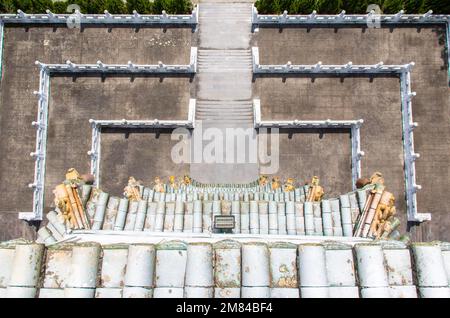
[196,107,253,113]
[195,119,254,125]
[197,114,253,120]
[200,4,252,11]
[196,99,254,122]
[198,50,251,56]
[198,49,252,72]
[196,110,252,116]
[199,4,252,21]
[196,117,253,122]
[196,100,253,107]
[198,3,252,50]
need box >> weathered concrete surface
[255,77,404,217]
[274,129,353,199]
[45,76,192,211]
[0,213,37,242]
[0,26,194,240]
[99,129,190,196]
[255,27,450,240]
[193,1,258,183]
[198,2,252,50]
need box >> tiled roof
[1,239,449,298]
[39,183,398,244]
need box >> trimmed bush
[341,0,371,13]
[11,0,34,12]
[88,0,107,14]
[256,0,450,14]
[289,0,317,14]
[424,0,450,14]
[0,0,193,14]
[153,0,193,14]
[404,0,426,13]
[104,0,127,14]
[254,0,273,14]
[271,0,295,14]
[126,0,153,14]
[382,0,405,14]
[35,0,54,12]
[51,1,68,14]
[316,0,343,14]
[0,0,16,13]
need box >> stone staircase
[192,1,258,183]
[197,49,252,73]
[196,2,254,125]
[195,100,253,123]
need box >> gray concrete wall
[254,26,450,240]
[45,76,192,213]
[0,26,194,240]
[272,129,353,199]
[254,76,405,229]
[99,129,190,196]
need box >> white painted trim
[21,60,196,221]
[252,5,448,26]
[254,98,363,190]
[0,9,198,26]
[252,50,427,222]
[65,230,372,246]
[88,101,195,188]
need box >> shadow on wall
[258,128,353,198]
[99,128,190,196]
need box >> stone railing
[21,55,197,222]
[252,5,448,26]
[88,99,196,184]
[251,47,429,223]
[0,7,198,27]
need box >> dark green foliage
[254,0,273,14]
[382,0,405,13]
[0,0,16,13]
[51,1,69,14]
[104,0,127,14]
[62,0,89,13]
[153,0,193,14]
[88,0,107,13]
[424,0,450,14]
[126,0,153,14]
[289,0,316,14]
[341,0,370,13]
[271,0,294,14]
[2,0,193,14]
[316,0,343,14]
[12,0,34,12]
[30,0,53,13]
[404,0,426,13]
[256,0,450,14]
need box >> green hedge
[255,0,450,14]
[0,0,193,14]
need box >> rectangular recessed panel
[214,216,235,230]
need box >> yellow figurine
[370,172,385,185]
[124,177,142,200]
[271,177,281,191]
[153,176,165,193]
[183,175,191,186]
[284,178,295,192]
[370,191,396,238]
[259,175,268,187]
[53,184,77,229]
[306,176,324,202]
[169,175,178,189]
[65,168,81,182]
